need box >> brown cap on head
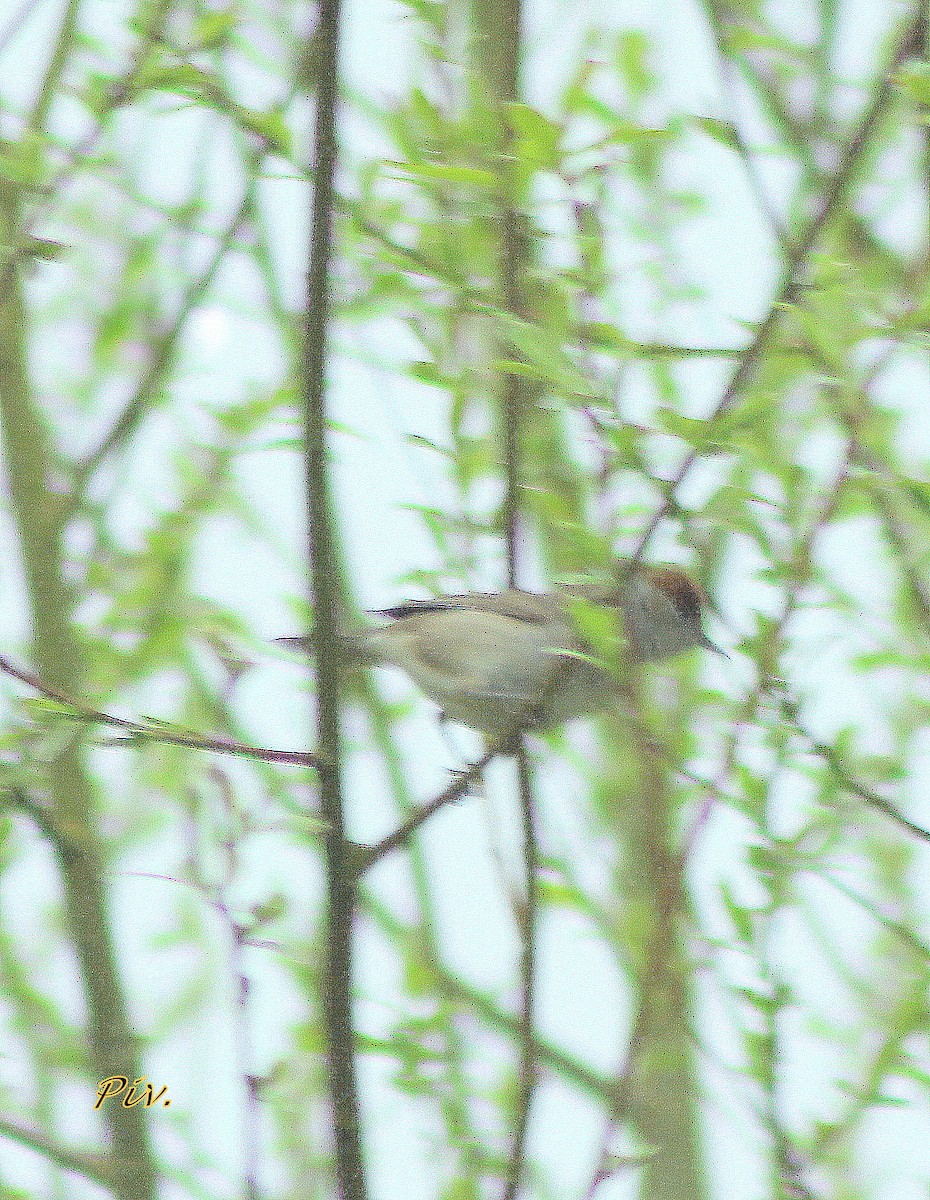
[642,564,727,657]
[645,565,706,622]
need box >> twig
[701,0,790,247]
[820,872,930,960]
[3,784,86,863]
[355,747,495,874]
[579,860,685,1200]
[362,887,617,1099]
[25,0,79,136]
[784,697,930,845]
[73,173,256,493]
[0,653,318,768]
[211,810,263,1200]
[629,11,923,567]
[0,1114,111,1188]
[0,0,49,56]
[356,621,592,876]
[0,163,159,1200]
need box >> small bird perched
[278,563,721,739]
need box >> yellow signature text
[94,1076,171,1110]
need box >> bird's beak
[274,636,311,652]
[701,632,728,658]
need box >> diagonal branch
[355,747,496,875]
[0,653,319,768]
[73,175,256,493]
[630,11,923,566]
[0,1114,111,1189]
[784,698,930,845]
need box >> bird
[277,563,722,740]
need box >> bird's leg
[434,711,485,798]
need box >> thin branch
[483,3,541,1191]
[361,891,616,1104]
[0,0,45,56]
[714,3,911,281]
[797,312,930,636]
[0,653,319,768]
[784,698,930,845]
[506,745,538,1200]
[0,1114,112,1188]
[820,872,930,960]
[209,819,264,1200]
[31,0,173,214]
[353,672,486,1174]
[4,784,88,864]
[630,11,922,567]
[355,747,496,875]
[299,1,368,1198]
[922,5,930,260]
[357,628,598,873]
[0,0,175,308]
[25,0,80,135]
[700,0,790,247]
[579,728,700,1200]
[73,172,256,493]
[582,446,856,1199]
[0,157,158,1200]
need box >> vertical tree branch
[487,0,525,591]
[921,5,930,275]
[505,743,538,1200]
[300,2,368,1198]
[586,723,706,1200]
[0,178,157,1199]
[470,4,539,1197]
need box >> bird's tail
[274,630,383,667]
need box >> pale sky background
[1,0,929,1198]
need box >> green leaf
[25,236,67,261]
[191,8,237,49]
[480,308,600,401]
[232,105,292,156]
[614,30,654,98]
[0,134,49,188]
[384,161,498,188]
[398,0,445,27]
[702,485,774,551]
[733,764,768,824]
[719,881,754,943]
[135,60,212,98]
[563,596,627,667]
[896,62,930,106]
[409,361,448,389]
[440,1178,481,1200]
[508,103,563,170]
[22,698,84,721]
[737,985,780,1016]
[561,53,598,116]
[743,1029,775,1083]
[657,408,732,452]
[692,116,741,152]
[727,27,813,63]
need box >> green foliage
[0,1,929,1199]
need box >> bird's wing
[374,590,561,625]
